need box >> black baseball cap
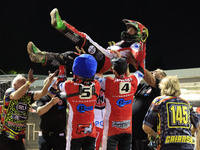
[111,57,127,75]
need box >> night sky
[1,1,199,76]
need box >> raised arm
[33,70,58,100]
[127,52,157,87]
[127,51,144,75]
[10,69,38,100]
[143,69,157,88]
[37,97,60,116]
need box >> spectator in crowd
[0,69,57,150]
[127,52,166,149]
[143,76,200,150]
[132,68,166,150]
[36,77,67,150]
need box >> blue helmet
[73,54,97,78]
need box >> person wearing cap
[27,8,148,74]
[57,54,101,150]
[96,55,144,150]
[36,77,67,150]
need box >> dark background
[1,1,199,76]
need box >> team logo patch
[11,114,27,120]
[137,71,144,78]
[165,135,193,144]
[58,106,64,110]
[95,52,104,60]
[95,121,103,127]
[116,98,132,107]
[64,32,80,43]
[144,88,152,96]
[16,102,27,113]
[77,124,92,134]
[58,100,63,105]
[112,120,131,129]
[96,92,106,108]
[77,104,93,113]
[88,45,96,54]
[131,42,140,52]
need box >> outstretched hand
[51,97,60,105]
[110,50,122,58]
[28,69,39,84]
[48,70,59,82]
[126,51,137,68]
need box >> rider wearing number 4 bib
[57,54,101,150]
[97,56,145,150]
[143,76,200,150]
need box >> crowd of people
[0,8,200,150]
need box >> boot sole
[50,8,58,28]
[27,41,37,62]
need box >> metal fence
[0,81,11,102]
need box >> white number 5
[79,85,93,99]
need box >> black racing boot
[27,41,78,66]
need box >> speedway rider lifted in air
[27,8,148,74]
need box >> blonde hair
[156,68,167,77]
[159,76,181,97]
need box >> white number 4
[119,82,131,94]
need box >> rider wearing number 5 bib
[58,54,101,150]
[98,56,145,150]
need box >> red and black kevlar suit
[97,70,144,150]
[44,20,146,74]
[58,78,100,150]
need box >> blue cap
[73,54,97,78]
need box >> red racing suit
[64,21,146,72]
[58,78,100,149]
[98,71,144,149]
[47,21,146,73]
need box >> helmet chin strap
[122,19,148,43]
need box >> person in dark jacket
[36,78,67,150]
[132,68,166,150]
